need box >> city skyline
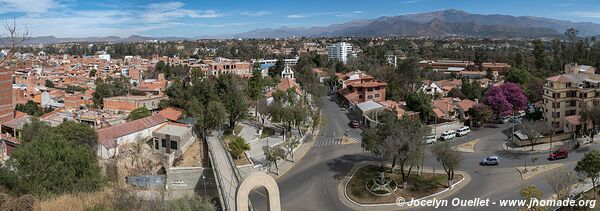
[2,0,600,38]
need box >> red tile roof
[97,114,166,148]
[158,107,183,121]
[276,78,302,95]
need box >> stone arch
[236,171,281,211]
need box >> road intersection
[250,96,600,211]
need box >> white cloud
[566,11,600,19]
[142,1,222,23]
[241,11,270,17]
[0,0,62,14]
[400,0,420,4]
[6,1,225,37]
[286,14,305,19]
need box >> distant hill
[231,9,600,38]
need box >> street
[250,96,600,211]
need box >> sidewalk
[501,137,597,154]
[206,132,240,211]
[259,127,319,179]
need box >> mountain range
[11,9,600,44]
[231,9,600,38]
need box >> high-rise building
[543,63,599,133]
[0,69,13,123]
[327,42,353,64]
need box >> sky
[1,0,600,38]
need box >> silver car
[480,156,499,166]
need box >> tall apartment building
[0,69,13,123]
[327,42,354,64]
[543,64,599,133]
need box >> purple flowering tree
[485,86,513,116]
[500,82,527,112]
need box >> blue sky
[1,0,600,37]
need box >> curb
[515,163,563,180]
[337,161,471,210]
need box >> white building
[327,42,354,64]
[281,65,294,79]
[98,53,111,61]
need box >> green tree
[473,48,488,70]
[217,74,248,131]
[405,92,433,121]
[575,150,600,198]
[228,136,250,159]
[269,59,284,77]
[432,141,462,187]
[21,118,52,143]
[282,137,300,161]
[8,134,103,196]
[45,80,54,88]
[127,107,151,120]
[504,68,532,85]
[54,121,98,151]
[246,63,265,117]
[89,69,97,77]
[532,40,547,70]
[519,185,547,211]
[468,104,493,126]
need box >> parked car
[350,120,360,128]
[500,116,511,124]
[517,110,526,117]
[480,156,500,166]
[424,135,437,144]
[440,130,456,141]
[548,148,569,160]
[457,126,470,136]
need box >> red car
[549,148,568,160]
[350,120,360,128]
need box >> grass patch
[346,165,462,204]
[223,135,252,166]
[260,127,276,139]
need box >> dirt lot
[173,139,209,167]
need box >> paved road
[249,96,600,211]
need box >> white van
[457,126,470,136]
[440,130,456,141]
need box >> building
[543,64,600,132]
[281,65,294,79]
[327,42,354,64]
[206,61,252,77]
[336,71,387,105]
[0,69,13,123]
[151,122,194,159]
[103,95,168,112]
[96,114,167,159]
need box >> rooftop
[154,122,192,137]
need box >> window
[154,137,159,149]
[374,94,380,98]
[566,110,576,116]
[367,88,373,92]
[170,141,178,150]
[367,95,373,99]
[161,139,166,147]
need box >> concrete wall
[512,132,574,147]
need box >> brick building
[103,95,168,112]
[0,70,13,123]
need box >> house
[103,94,168,112]
[418,80,444,96]
[151,122,194,165]
[96,114,167,159]
[432,97,478,121]
[336,71,387,106]
[312,68,331,83]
